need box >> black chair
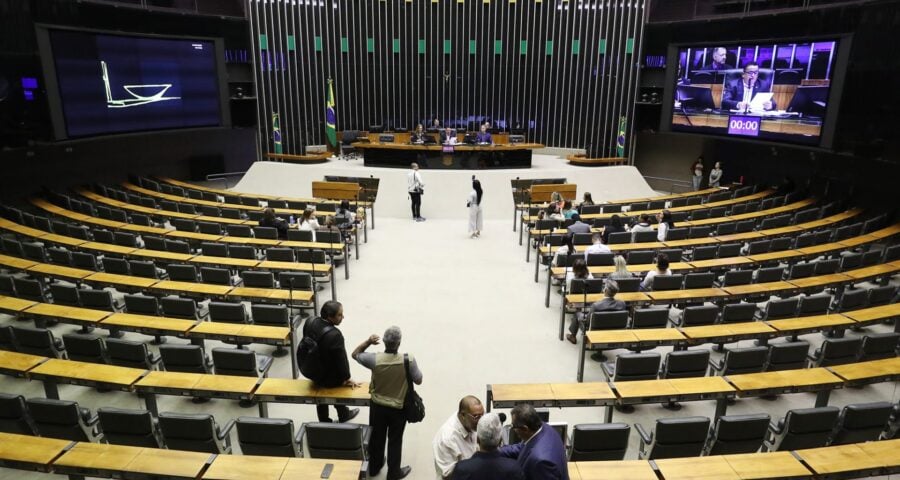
[80,289,122,312]
[266,248,295,262]
[166,240,192,255]
[588,311,629,332]
[241,271,276,289]
[691,245,717,261]
[689,226,711,238]
[787,262,814,280]
[676,305,719,327]
[601,353,660,382]
[0,275,14,296]
[288,229,315,242]
[161,296,207,320]
[858,333,900,361]
[159,345,213,374]
[585,253,615,267]
[226,225,253,238]
[808,338,862,367]
[746,240,771,255]
[720,303,758,324]
[759,297,799,320]
[113,232,139,248]
[198,221,224,235]
[13,277,48,302]
[709,346,768,376]
[658,249,682,263]
[660,350,710,379]
[298,422,371,460]
[636,416,710,459]
[567,423,630,461]
[765,341,810,371]
[755,267,785,284]
[236,416,303,457]
[0,393,36,435]
[47,247,72,266]
[798,293,831,316]
[632,231,658,244]
[867,285,897,306]
[613,277,641,293]
[665,228,689,241]
[254,227,279,240]
[716,243,742,258]
[651,274,683,291]
[278,272,316,292]
[721,270,753,287]
[0,326,14,351]
[230,245,258,260]
[833,289,867,312]
[106,338,162,370]
[704,413,771,455]
[129,260,161,279]
[626,250,654,264]
[813,259,840,275]
[171,218,197,232]
[97,407,164,448]
[61,333,107,364]
[166,264,199,283]
[769,237,793,252]
[607,232,631,244]
[221,208,242,220]
[830,402,894,445]
[102,257,130,275]
[27,398,102,442]
[200,267,235,286]
[22,242,46,262]
[764,407,840,451]
[11,326,66,358]
[50,283,81,307]
[201,242,229,258]
[71,252,100,271]
[631,308,669,329]
[251,304,297,357]
[142,236,167,252]
[158,412,234,453]
[211,348,273,378]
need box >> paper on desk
[748,92,774,112]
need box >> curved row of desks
[0,432,365,480]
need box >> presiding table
[355,141,544,169]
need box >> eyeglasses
[743,70,760,76]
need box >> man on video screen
[721,62,776,111]
[703,47,733,71]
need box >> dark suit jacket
[452,451,525,480]
[499,423,569,480]
[410,131,426,143]
[300,317,350,388]
[721,78,776,111]
[441,131,457,144]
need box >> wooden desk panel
[727,368,842,395]
[150,280,233,296]
[723,281,796,296]
[614,379,679,400]
[828,357,900,382]
[0,432,70,470]
[80,242,137,255]
[192,374,259,396]
[569,462,582,480]
[565,292,650,305]
[575,460,657,479]
[663,237,719,247]
[102,313,196,335]
[85,272,159,288]
[647,288,727,302]
[689,257,753,269]
[856,438,900,471]
[29,359,145,388]
[254,378,318,402]
[842,262,900,280]
[192,255,260,268]
[838,234,879,247]
[842,303,900,322]
[715,232,765,242]
[256,260,334,274]
[135,371,201,390]
[491,384,555,406]
[124,447,210,478]
[189,322,289,343]
[669,376,734,396]
[52,443,141,475]
[203,453,289,480]
[164,230,223,242]
[722,451,811,479]
[747,250,805,262]
[0,294,37,313]
[788,273,850,289]
[655,455,740,480]
[585,330,638,348]
[869,224,900,238]
[765,314,854,332]
[549,382,616,405]
[24,303,111,323]
[281,458,363,480]
[38,233,87,247]
[0,350,47,374]
[794,443,882,476]
[227,287,314,303]
[27,264,94,280]
[632,328,685,342]
[129,249,195,262]
[313,383,372,403]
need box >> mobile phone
[320,463,334,479]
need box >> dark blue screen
[49,30,221,137]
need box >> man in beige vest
[352,326,423,480]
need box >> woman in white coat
[467,178,484,238]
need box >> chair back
[569,423,630,461]
[201,242,229,257]
[61,334,106,364]
[252,304,292,327]
[588,311,629,331]
[721,303,757,324]
[80,289,117,311]
[166,264,198,283]
[302,422,368,460]
[705,414,770,455]
[798,293,831,316]
[647,416,710,459]
[765,341,809,371]
[614,353,661,382]
[26,398,99,442]
[720,346,768,375]
[11,326,64,358]
[129,260,159,279]
[661,350,710,379]
[631,308,669,329]
[859,333,900,361]
[0,393,36,435]
[763,297,799,320]
[681,305,719,326]
[98,407,163,448]
[814,338,862,367]
[159,345,211,373]
[160,297,199,319]
[830,402,894,445]
[770,407,840,451]
[242,271,275,288]
[651,274,683,291]
[212,348,260,377]
[106,338,158,370]
[208,302,248,324]
[613,277,641,293]
[50,284,80,306]
[200,267,233,286]
[569,278,604,295]
[236,417,301,457]
[12,277,46,302]
[159,412,230,453]
[266,248,295,262]
[722,270,753,287]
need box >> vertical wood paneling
[249,0,644,157]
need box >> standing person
[408,163,426,222]
[452,413,525,480]
[352,326,422,480]
[300,301,361,423]
[468,178,484,238]
[499,404,569,480]
[433,396,485,479]
[657,210,675,242]
[691,157,704,191]
[709,161,723,187]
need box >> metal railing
[205,171,247,190]
[641,175,693,195]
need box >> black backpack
[298,320,335,382]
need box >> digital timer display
[727,115,761,137]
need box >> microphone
[498,412,507,424]
[288,276,295,318]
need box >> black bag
[402,354,425,423]
[298,321,335,382]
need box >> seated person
[441,127,458,145]
[567,279,625,345]
[703,47,733,71]
[410,124,427,144]
[259,207,288,239]
[629,214,654,241]
[721,62,776,111]
[566,214,591,235]
[475,124,493,144]
[641,253,672,291]
[584,233,611,260]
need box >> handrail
[642,175,693,195]
[204,171,247,189]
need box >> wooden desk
[28,359,146,399]
[24,303,111,326]
[256,260,334,274]
[565,292,650,306]
[192,255,261,268]
[80,241,137,255]
[856,438,900,474]
[0,432,71,472]
[0,294,38,313]
[726,368,843,407]
[765,313,855,337]
[227,287,314,305]
[189,322,290,345]
[614,379,680,403]
[569,462,582,480]
[647,288,728,303]
[716,231,766,242]
[130,249,195,262]
[828,357,900,385]
[549,382,616,407]
[655,455,740,480]
[680,322,775,344]
[842,261,900,280]
[0,350,47,375]
[165,230,223,242]
[574,460,657,480]
[102,312,197,337]
[723,281,796,296]
[793,443,882,478]
[134,370,258,415]
[27,264,94,281]
[150,280,233,297]
[689,257,753,269]
[281,457,364,480]
[488,383,556,410]
[842,303,900,323]
[722,451,811,479]
[53,442,209,479]
[203,454,289,480]
[38,233,87,247]
[663,237,719,247]
[788,273,850,289]
[254,378,319,404]
[747,250,806,263]
[85,271,159,289]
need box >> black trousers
[316,404,350,422]
[368,402,407,477]
[409,192,422,219]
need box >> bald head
[457,395,485,433]
[458,395,482,414]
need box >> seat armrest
[769,419,783,435]
[600,362,615,381]
[297,424,306,457]
[635,423,652,445]
[361,425,372,454]
[148,352,162,366]
[218,419,236,447]
[708,358,723,372]
[258,356,274,376]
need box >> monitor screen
[668,39,844,146]
[45,28,222,138]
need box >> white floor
[2,178,898,479]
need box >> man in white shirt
[583,233,611,261]
[408,163,426,222]
[433,395,484,479]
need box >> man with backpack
[298,300,361,423]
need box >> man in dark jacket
[300,300,360,423]
[499,404,569,480]
[453,413,524,480]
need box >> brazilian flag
[616,116,627,157]
[325,79,337,147]
[272,113,282,154]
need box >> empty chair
[631,308,669,329]
[632,231,657,243]
[690,210,710,221]
[759,297,799,320]
[765,341,810,371]
[165,240,192,255]
[208,302,248,324]
[211,348,273,378]
[159,345,213,374]
[288,229,314,242]
[601,353,661,382]
[241,271,276,288]
[102,257,131,275]
[813,259,840,275]
[0,326,14,351]
[794,233,816,249]
[0,393,36,435]
[171,218,197,232]
[61,334,107,364]
[833,289,867,312]
[97,407,163,448]
[721,303,758,324]
[867,285,897,306]
[50,283,80,307]
[236,416,303,457]
[586,253,615,266]
[47,247,72,266]
[161,296,206,320]
[830,402,894,445]
[166,264,199,282]
[787,262,814,280]
[176,203,197,215]
[691,245,718,261]
[764,407,840,451]
[665,228,689,241]
[858,333,900,361]
[769,237,793,252]
[684,272,715,289]
[626,250,654,265]
[746,240,771,255]
[199,267,234,286]
[241,197,261,207]
[636,416,710,460]
[27,398,102,442]
[22,242,46,262]
[113,232,138,248]
[613,277,641,293]
[229,245,257,260]
[676,305,719,327]
[709,346,768,376]
[106,338,162,370]
[651,274,683,291]
[715,222,736,236]
[808,337,862,367]
[278,272,315,291]
[798,293,831,316]
[660,349,710,379]
[226,224,253,238]
[158,412,234,453]
[254,227,279,240]
[709,206,728,218]
[129,260,161,279]
[12,326,66,358]
[689,226,711,238]
[143,236,167,252]
[588,311,629,331]
[71,252,99,271]
[298,422,371,460]
[721,270,753,287]
[80,289,122,312]
[223,194,242,205]
[839,252,863,271]
[607,232,630,244]
[221,208,242,220]
[13,277,47,302]
[201,242,229,257]
[568,423,630,461]
[198,221,223,235]
[755,267,785,284]
[266,247,296,263]
[0,275,13,296]
[704,414,771,456]
[716,243,742,259]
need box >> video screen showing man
[704,47,733,71]
[721,62,776,112]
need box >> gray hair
[476,413,503,450]
[605,279,619,297]
[383,326,402,351]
